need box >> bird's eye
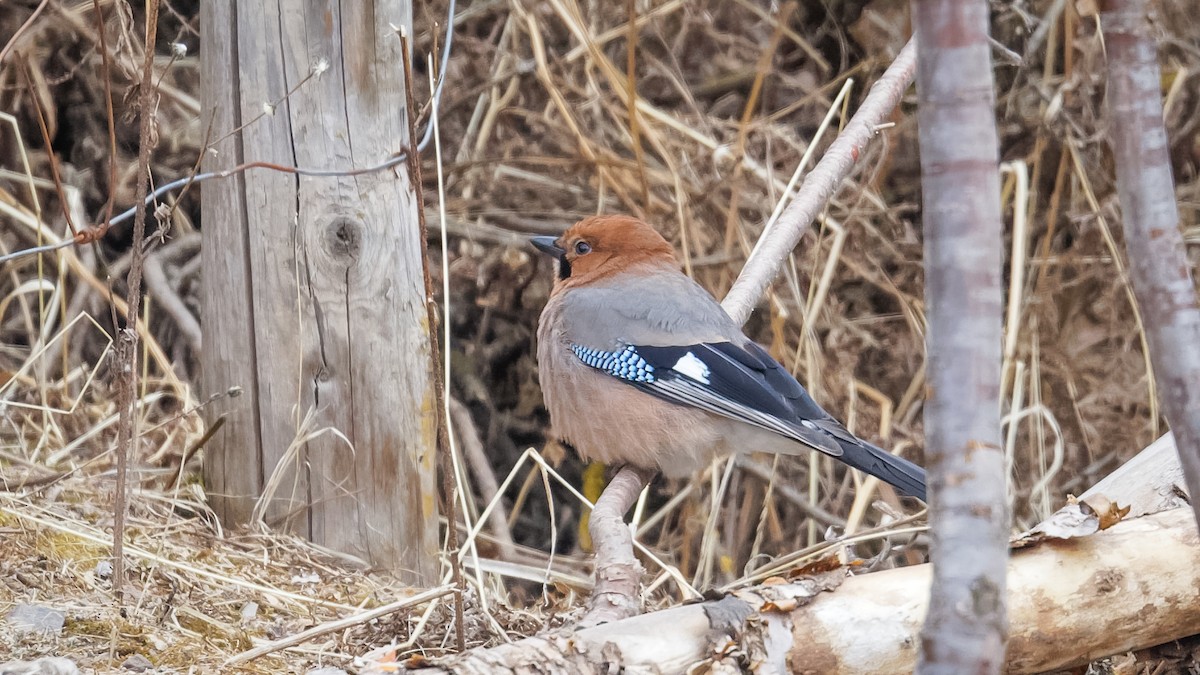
[574,241,592,255]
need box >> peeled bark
[796,507,1200,673]
[1082,432,1191,517]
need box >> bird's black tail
[835,439,927,502]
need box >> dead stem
[398,29,467,653]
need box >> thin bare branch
[111,0,161,605]
[225,585,455,666]
[399,28,465,653]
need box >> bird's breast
[537,300,720,477]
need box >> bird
[532,214,927,501]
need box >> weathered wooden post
[199,0,437,582]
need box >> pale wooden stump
[200,0,437,580]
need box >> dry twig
[111,0,161,606]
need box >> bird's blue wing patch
[570,343,657,383]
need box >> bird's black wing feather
[569,339,928,500]
[580,341,843,457]
[722,342,926,499]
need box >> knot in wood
[324,217,364,260]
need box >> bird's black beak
[531,235,573,280]
[530,235,566,260]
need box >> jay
[533,215,927,502]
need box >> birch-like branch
[581,465,656,626]
[910,1,1009,671]
[1102,0,1200,534]
[721,39,916,325]
[407,509,1200,674]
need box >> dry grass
[1,0,1199,671]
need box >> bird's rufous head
[531,215,677,291]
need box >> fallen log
[792,506,1199,673]
[407,435,1200,674]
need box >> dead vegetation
[1,0,1199,671]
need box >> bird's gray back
[559,266,742,349]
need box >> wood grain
[201,0,437,580]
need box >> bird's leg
[580,464,655,626]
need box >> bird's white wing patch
[672,351,711,384]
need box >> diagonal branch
[721,39,917,326]
[581,37,921,629]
